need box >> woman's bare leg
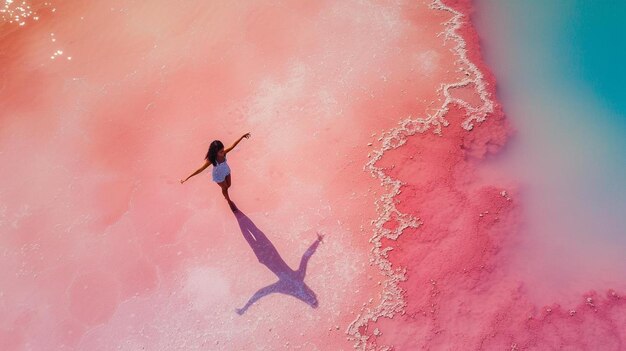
[218,178,238,212]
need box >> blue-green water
[474,0,626,305]
[477,0,626,126]
[564,0,626,116]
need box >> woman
[180,132,251,212]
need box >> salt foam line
[345,1,494,349]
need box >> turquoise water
[474,0,626,304]
[564,0,626,116]
[477,0,626,124]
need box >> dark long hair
[206,140,224,166]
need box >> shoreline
[348,0,502,348]
[352,0,625,349]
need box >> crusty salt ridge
[346,0,494,349]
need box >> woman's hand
[180,179,186,184]
[243,132,251,139]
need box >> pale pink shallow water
[0,0,624,350]
[472,0,626,309]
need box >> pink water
[473,0,626,308]
[1,0,624,350]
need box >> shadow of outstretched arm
[236,281,280,315]
[297,234,323,280]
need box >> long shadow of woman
[233,210,322,315]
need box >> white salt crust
[346,1,495,349]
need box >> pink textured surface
[0,0,456,349]
[1,0,624,350]
[361,1,626,350]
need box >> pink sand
[1,0,624,350]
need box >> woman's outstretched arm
[180,160,211,184]
[224,132,251,154]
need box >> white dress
[212,159,231,183]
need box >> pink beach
[1,0,624,350]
